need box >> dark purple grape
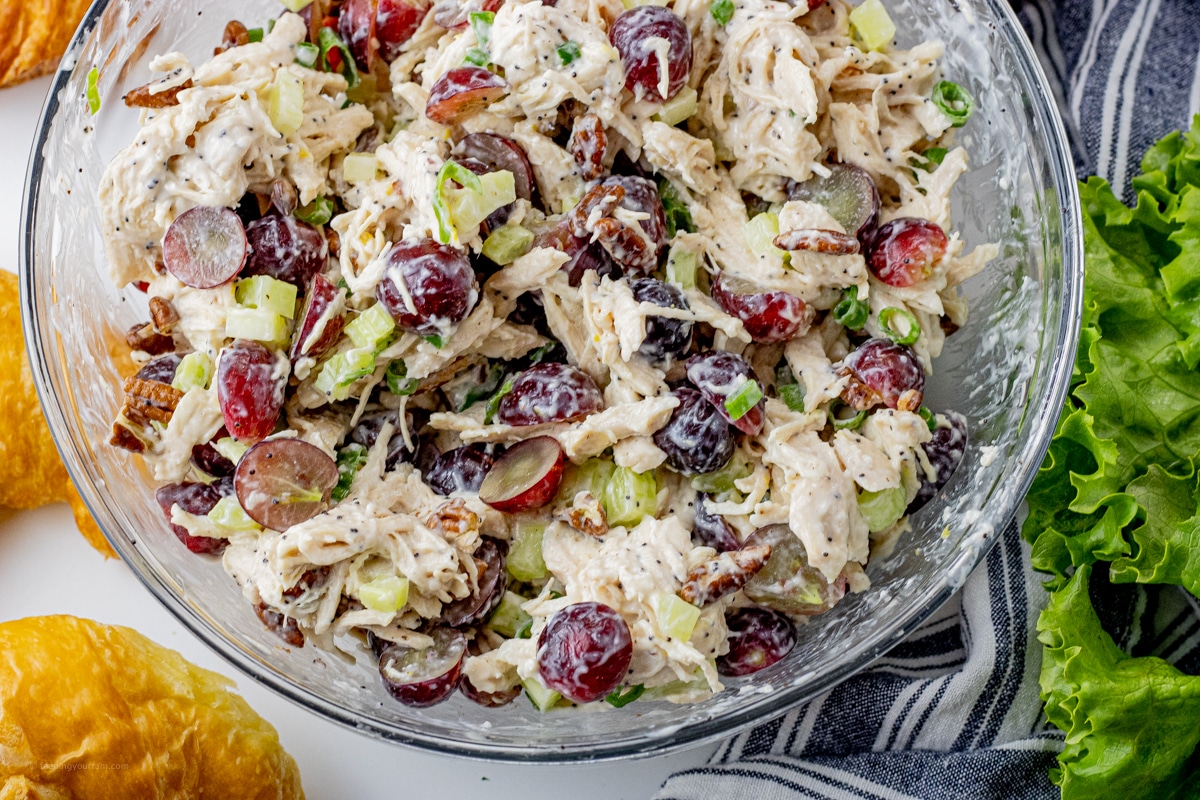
[217,340,285,444]
[379,627,467,707]
[495,363,604,426]
[290,273,345,361]
[599,175,668,258]
[162,206,247,289]
[443,537,508,627]
[865,218,947,287]
[609,6,692,102]
[537,602,633,703]
[192,439,235,478]
[136,353,182,385]
[425,67,509,125]
[743,524,846,616]
[155,482,226,555]
[653,388,736,476]
[841,338,925,411]
[693,493,739,552]
[350,411,416,470]
[243,215,325,289]
[425,443,495,495]
[255,602,305,647]
[788,163,880,240]
[716,607,796,677]
[908,410,967,513]
[459,674,522,707]
[686,351,764,435]
[711,272,813,344]
[376,238,478,336]
[235,439,339,531]
[631,278,692,365]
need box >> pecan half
[593,216,656,274]
[426,498,480,537]
[123,375,184,424]
[148,296,180,333]
[558,491,607,537]
[255,602,305,647]
[679,545,771,606]
[569,112,608,181]
[123,78,195,108]
[125,321,175,355]
[215,20,251,55]
[109,421,146,453]
[567,182,625,239]
[774,228,860,255]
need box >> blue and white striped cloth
[656,2,1200,797]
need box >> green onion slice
[385,360,419,396]
[557,40,582,66]
[918,406,937,431]
[484,375,517,424]
[332,443,369,501]
[318,26,359,89]
[832,285,869,331]
[657,176,695,237]
[86,67,100,115]
[879,306,921,345]
[931,81,973,128]
[464,48,490,66]
[295,41,320,68]
[605,684,645,708]
[469,11,495,48]
[724,379,763,421]
[779,382,806,412]
[432,160,484,244]
[827,399,867,431]
[248,27,264,42]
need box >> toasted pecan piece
[108,421,146,454]
[123,78,195,108]
[426,498,480,537]
[123,375,184,424]
[569,112,608,181]
[679,545,771,606]
[557,491,607,537]
[567,182,625,239]
[215,20,251,55]
[148,296,180,333]
[593,216,657,274]
[774,228,860,255]
[125,321,175,355]
[838,367,882,411]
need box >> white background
[0,76,713,799]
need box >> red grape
[162,206,247,289]
[243,215,326,289]
[453,133,536,203]
[234,438,339,531]
[652,387,736,476]
[460,673,522,707]
[376,238,478,336]
[377,0,430,60]
[685,351,764,435]
[609,6,692,103]
[425,67,509,125]
[693,493,740,552]
[379,628,467,707]
[350,410,418,470]
[217,340,286,444]
[136,353,182,385]
[537,602,633,704]
[710,272,813,344]
[479,436,565,512]
[787,162,880,240]
[865,218,947,287]
[841,338,925,411]
[154,482,227,555]
[425,443,495,495]
[192,437,235,478]
[432,0,503,29]
[495,363,603,426]
[443,537,508,627]
[339,0,376,71]
[742,524,846,616]
[716,607,796,677]
[631,278,692,365]
[909,410,967,513]
[290,273,345,360]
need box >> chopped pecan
[679,544,771,606]
[567,182,625,239]
[148,296,180,333]
[215,20,250,55]
[569,112,608,181]
[125,321,175,355]
[896,388,923,413]
[123,78,195,108]
[325,228,341,258]
[838,367,882,411]
[593,216,657,274]
[773,228,860,255]
[939,316,960,337]
[558,491,608,537]
[255,602,305,647]
[270,179,299,216]
[282,565,332,599]
[109,421,146,453]
[426,498,480,537]
[123,375,184,423]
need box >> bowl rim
[20,0,1084,764]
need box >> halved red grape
[162,206,248,289]
[234,438,339,531]
[693,493,739,552]
[537,602,633,704]
[841,338,925,411]
[432,0,503,29]
[290,273,345,360]
[788,163,880,239]
[377,0,431,60]
[136,353,182,384]
[909,410,967,513]
[155,482,227,555]
[609,6,692,103]
[443,537,508,627]
[339,0,376,71]
[243,215,326,289]
[743,524,846,616]
[711,272,813,344]
[376,238,478,336]
[686,351,764,435]
[379,628,467,707]
[425,443,495,495]
[454,133,535,203]
[460,673,522,707]
[217,340,286,444]
[716,607,796,677]
[495,363,603,426]
[865,218,948,287]
[631,277,692,365]
[425,67,509,125]
[479,436,565,512]
[653,387,736,476]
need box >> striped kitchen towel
[656,1,1200,798]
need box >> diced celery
[849,0,896,52]
[653,86,698,126]
[226,308,289,343]
[314,347,375,401]
[357,576,410,613]
[295,41,320,68]
[487,591,532,638]
[448,170,517,239]
[207,496,261,531]
[523,676,562,712]
[213,437,249,464]
[482,224,535,266]
[665,249,698,290]
[743,212,785,261]
[651,593,701,641]
[266,71,304,137]
[858,486,907,532]
[691,449,752,494]
[602,466,658,528]
[779,382,806,412]
[641,667,710,701]
[236,275,298,319]
[344,303,396,349]
[343,152,379,184]
[508,521,548,582]
[171,352,212,393]
[556,458,616,505]
[280,0,314,10]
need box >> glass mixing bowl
[21,0,1082,762]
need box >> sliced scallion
[918,405,937,431]
[779,382,806,412]
[384,360,419,396]
[932,81,974,128]
[332,443,369,502]
[317,26,359,89]
[605,684,646,708]
[827,399,867,431]
[724,379,763,421]
[295,41,320,68]
[832,285,869,331]
[879,306,921,345]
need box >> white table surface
[0,76,714,799]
